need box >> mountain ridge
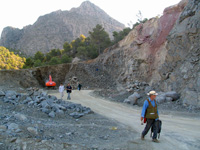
[0,1,125,56]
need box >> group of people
[59,82,160,143]
[59,83,82,100]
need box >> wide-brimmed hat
[147,91,158,96]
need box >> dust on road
[50,90,200,150]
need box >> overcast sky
[0,0,181,36]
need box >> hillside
[0,46,25,70]
[0,1,125,56]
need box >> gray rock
[40,100,51,109]
[28,101,34,106]
[0,91,5,96]
[14,113,27,121]
[156,96,166,104]
[128,92,141,105]
[23,96,32,104]
[56,109,64,115]
[27,127,38,135]
[49,111,56,118]
[166,97,173,102]
[41,108,51,114]
[7,123,20,131]
[0,125,7,131]
[48,95,57,101]
[52,104,60,112]
[5,90,17,98]
[165,91,180,101]
[123,99,130,104]
[70,112,84,119]
[84,108,93,114]
[58,105,67,111]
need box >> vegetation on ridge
[0,46,25,70]
[23,24,132,69]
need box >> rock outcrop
[158,0,200,107]
[0,1,124,56]
[93,0,200,107]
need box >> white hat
[147,91,158,96]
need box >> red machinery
[45,75,56,87]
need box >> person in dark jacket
[78,83,82,91]
[141,91,159,143]
[66,83,72,100]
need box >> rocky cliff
[0,1,124,56]
[95,0,200,108]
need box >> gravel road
[50,90,200,150]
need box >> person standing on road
[59,83,65,99]
[141,91,160,143]
[78,83,82,91]
[66,83,72,100]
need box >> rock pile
[0,88,93,119]
[123,90,180,105]
[126,81,149,92]
[155,91,180,104]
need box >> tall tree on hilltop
[89,24,111,55]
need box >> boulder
[27,127,38,135]
[5,91,17,98]
[156,95,166,104]
[165,91,180,101]
[70,112,84,119]
[0,91,5,96]
[123,99,130,104]
[7,123,20,131]
[127,92,141,105]
[14,113,27,121]
[23,96,32,104]
[49,111,56,118]
[41,108,51,114]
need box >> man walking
[59,83,65,99]
[78,83,82,91]
[66,83,72,100]
[141,91,160,143]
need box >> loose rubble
[0,88,137,150]
[0,87,93,119]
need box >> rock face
[158,0,200,107]
[0,1,124,56]
[94,0,200,107]
[95,0,188,90]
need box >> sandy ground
[50,90,200,150]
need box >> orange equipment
[45,75,56,87]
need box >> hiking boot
[152,139,159,143]
[141,135,144,140]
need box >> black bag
[150,119,162,139]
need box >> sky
[0,0,181,36]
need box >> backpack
[150,119,162,139]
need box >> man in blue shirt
[141,90,159,143]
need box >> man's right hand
[141,117,143,121]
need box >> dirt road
[50,90,200,150]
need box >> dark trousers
[142,119,158,139]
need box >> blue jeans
[142,119,158,139]
[67,92,71,100]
